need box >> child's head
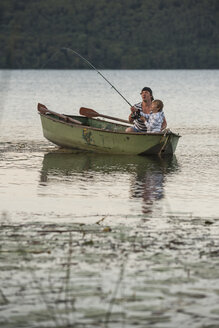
[151,100,164,112]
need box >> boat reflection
[40,151,179,215]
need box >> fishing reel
[131,108,141,120]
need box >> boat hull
[39,112,180,155]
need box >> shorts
[133,126,147,133]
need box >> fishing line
[44,47,132,107]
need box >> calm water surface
[0,70,219,328]
[0,69,218,220]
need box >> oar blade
[38,103,48,111]
[38,103,82,125]
[80,106,130,124]
[79,107,99,117]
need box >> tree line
[0,0,218,69]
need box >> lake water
[0,69,219,327]
[1,69,219,220]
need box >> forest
[0,0,218,69]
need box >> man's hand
[140,115,146,122]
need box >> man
[126,87,167,132]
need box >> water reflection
[130,156,178,214]
[40,151,179,214]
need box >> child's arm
[140,113,149,122]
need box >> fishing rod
[61,47,133,107]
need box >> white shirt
[144,111,165,132]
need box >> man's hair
[153,99,164,112]
[141,87,154,101]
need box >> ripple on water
[0,140,56,153]
[0,218,219,328]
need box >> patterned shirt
[144,111,165,132]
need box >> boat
[37,103,181,155]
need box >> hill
[0,0,218,69]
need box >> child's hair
[152,99,164,112]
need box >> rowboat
[37,103,181,155]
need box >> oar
[79,107,130,124]
[38,103,82,125]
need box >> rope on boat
[159,131,171,155]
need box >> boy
[142,99,165,133]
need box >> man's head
[140,87,154,101]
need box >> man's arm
[128,106,136,123]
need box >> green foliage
[0,0,218,68]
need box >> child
[142,99,165,133]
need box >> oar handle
[98,113,130,124]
